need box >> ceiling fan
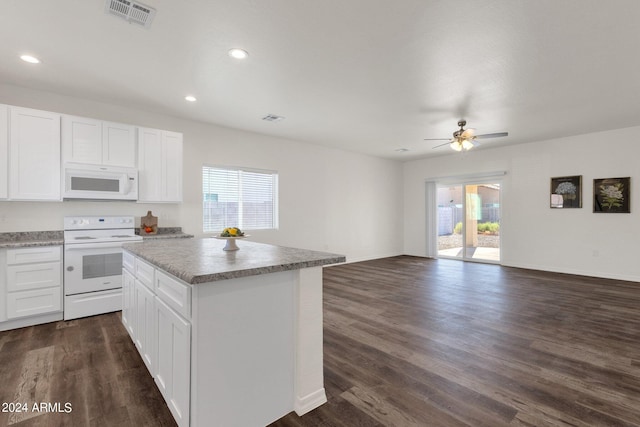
[425,120,508,151]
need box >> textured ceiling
[1,0,639,160]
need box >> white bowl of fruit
[214,227,249,251]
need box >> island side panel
[294,266,327,415]
[191,270,296,427]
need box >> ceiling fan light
[461,128,475,138]
[461,139,474,150]
[450,141,462,151]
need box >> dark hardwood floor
[272,257,640,427]
[2,256,640,426]
[0,312,176,427]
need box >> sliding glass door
[437,182,501,263]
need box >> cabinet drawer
[135,258,155,290]
[7,246,61,265]
[64,289,122,321]
[123,250,135,273]
[155,269,191,320]
[7,287,62,319]
[7,262,61,292]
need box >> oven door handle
[64,242,126,250]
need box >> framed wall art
[593,177,630,213]
[550,175,582,208]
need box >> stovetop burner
[64,216,143,244]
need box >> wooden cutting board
[140,211,158,234]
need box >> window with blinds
[202,166,279,232]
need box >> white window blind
[202,166,278,232]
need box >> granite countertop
[0,231,64,248]
[123,238,346,285]
[0,226,193,248]
[136,227,194,240]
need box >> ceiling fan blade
[424,138,451,141]
[432,141,453,149]
[475,132,508,139]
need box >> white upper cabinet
[138,128,163,201]
[0,104,8,199]
[138,128,183,203]
[62,115,136,167]
[9,107,61,201]
[62,115,102,165]
[162,131,183,202]
[103,121,136,167]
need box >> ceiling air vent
[105,0,156,28]
[262,114,285,122]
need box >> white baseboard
[330,254,640,283]
[340,252,404,265]
[294,388,327,416]
[501,261,640,283]
[0,312,63,331]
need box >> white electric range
[63,216,143,320]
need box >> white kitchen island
[121,238,345,427]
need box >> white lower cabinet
[1,246,63,330]
[7,261,61,292]
[123,251,190,427]
[122,268,135,336]
[155,296,191,427]
[7,287,61,318]
[135,279,156,373]
[5,247,62,319]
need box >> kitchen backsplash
[0,201,181,232]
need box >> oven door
[64,242,124,295]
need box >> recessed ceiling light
[20,55,41,64]
[185,95,197,102]
[228,48,249,59]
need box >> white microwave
[63,163,138,200]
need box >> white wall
[178,115,404,261]
[404,127,640,282]
[13,82,638,279]
[0,84,404,262]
